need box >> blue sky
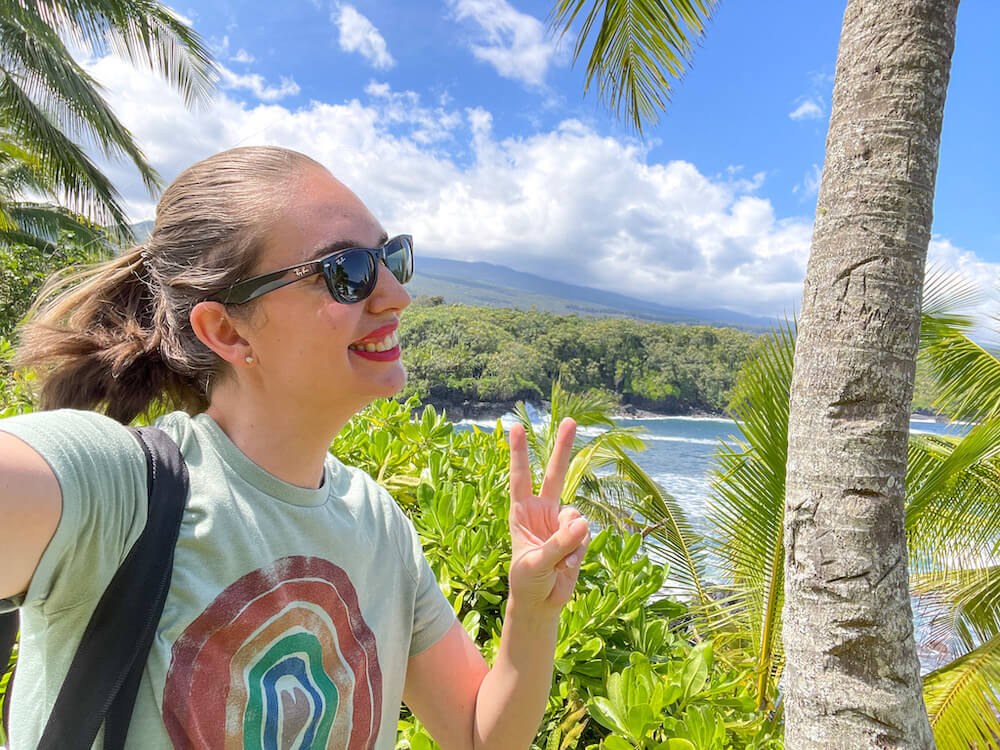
[84,0,999,321]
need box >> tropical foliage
[1,231,110,337]
[400,302,761,415]
[688,268,1000,749]
[335,397,782,749]
[548,0,718,134]
[0,0,214,248]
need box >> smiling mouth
[348,330,400,353]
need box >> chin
[367,365,408,403]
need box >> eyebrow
[306,232,390,261]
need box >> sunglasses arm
[218,261,324,304]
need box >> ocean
[458,411,968,533]
[457,411,972,672]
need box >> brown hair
[16,146,324,423]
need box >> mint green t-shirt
[0,409,456,749]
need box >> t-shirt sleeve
[390,504,456,657]
[0,409,148,614]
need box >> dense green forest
[398,297,759,415]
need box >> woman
[0,146,590,749]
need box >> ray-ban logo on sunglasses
[294,266,311,278]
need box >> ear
[190,301,253,365]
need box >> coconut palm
[779,2,960,745]
[0,0,214,248]
[701,268,1000,749]
[513,380,710,605]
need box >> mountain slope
[410,256,772,331]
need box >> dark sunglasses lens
[385,237,413,283]
[327,251,376,302]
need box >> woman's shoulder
[0,407,136,452]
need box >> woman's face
[238,167,410,423]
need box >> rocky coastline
[423,398,950,423]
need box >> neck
[205,384,354,489]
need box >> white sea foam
[617,414,735,424]
[642,434,719,445]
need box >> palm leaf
[2,0,215,107]
[923,633,1000,750]
[1,201,106,248]
[610,448,708,604]
[918,265,1000,424]
[913,565,1000,657]
[704,317,795,711]
[548,0,717,134]
[906,419,1000,533]
[0,77,129,236]
[0,15,160,193]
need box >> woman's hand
[506,418,590,613]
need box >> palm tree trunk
[782,1,959,748]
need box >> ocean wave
[616,414,734,424]
[642,434,719,445]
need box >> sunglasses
[217,235,413,305]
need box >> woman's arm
[403,419,590,750]
[0,433,62,600]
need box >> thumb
[535,516,589,570]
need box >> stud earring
[245,355,254,365]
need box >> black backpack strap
[0,608,17,735]
[36,425,188,750]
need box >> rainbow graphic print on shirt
[163,556,383,750]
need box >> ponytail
[16,245,205,423]
[13,145,324,423]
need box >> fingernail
[566,554,580,568]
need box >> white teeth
[349,330,400,352]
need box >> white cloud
[76,57,1000,324]
[231,48,255,64]
[789,98,823,120]
[216,64,300,101]
[209,34,229,57]
[447,0,560,86]
[77,56,812,317]
[364,82,463,144]
[334,5,395,70]
[793,163,823,197]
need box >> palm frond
[2,201,106,248]
[923,633,1000,750]
[906,430,1000,578]
[906,419,1000,532]
[921,264,982,335]
[704,316,796,711]
[548,0,717,134]
[0,15,160,193]
[0,76,130,237]
[918,264,1000,424]
[913,565,1000,656]
[611,448,708,604]
[3,0,215,107]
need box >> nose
[367,260,411,313]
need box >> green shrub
[335,398,782,750]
